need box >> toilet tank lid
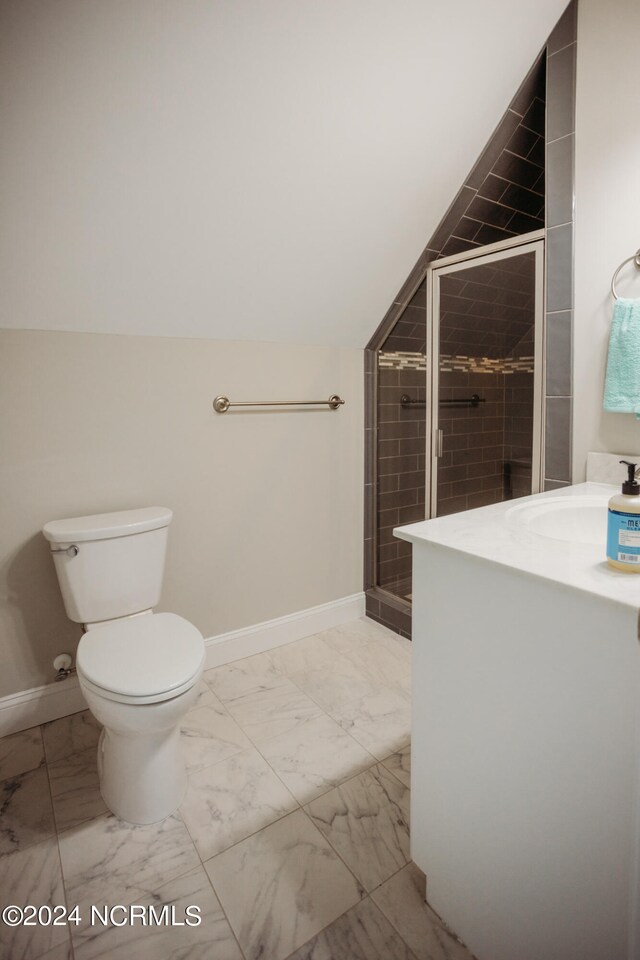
[43,507,172,543]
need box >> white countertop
[394,482,640,612]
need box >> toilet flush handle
[50,544,79,558]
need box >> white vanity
[396,474,640,960]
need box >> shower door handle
[436,428,444,458]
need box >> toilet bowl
[42,507,205,825]
[77,612,204,824]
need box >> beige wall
[0,330,363,698]
[573,0,640,478]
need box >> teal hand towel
[603,298,640,417]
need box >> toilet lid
[77,613,205,699]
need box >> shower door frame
[426,230,546,519]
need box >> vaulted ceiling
[0,0,569,346]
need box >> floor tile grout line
[180,721,385,872]
[44,738,76,960]
[203,669,331,753]
[196,627,410,828]
[299,760,412,896]
[64,850,244,960]
[194,849,248,960]
[200,646,384,806]
[53,807,113,843]
[183,680,267,768]
[378,750,411,792]
[297,803,369,895]
[186,765,299,960]
[177,674,308,867]
[0,724,47,786]
[279,894,374,960]
[257,639,410,761]
[370,862,468,960]
[0,775,59,862]
[57,800,214,957]
[199,803,366,960]
[279,891,421,960]
[178,688,398,868]
[365,890,424,960]
[195,677,306,813]
[187,802,300,867]
[248,712,380,806]
[47,743,108,836]
[251,680,390,792]
[41,711,105,769]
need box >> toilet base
[80,676,200,825]
[97,724,188,824]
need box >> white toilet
[43,507,205,825]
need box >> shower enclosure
[375,232,545,604]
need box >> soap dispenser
[606,460,640,572]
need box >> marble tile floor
[0,616,473,960]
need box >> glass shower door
[427,238,544,518]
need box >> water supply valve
[53,653,75,681]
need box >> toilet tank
[43,507,172,624]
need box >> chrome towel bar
[400,393,485,409]
[611,248,640,299]
[213,394,345,413]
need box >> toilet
[42,507,205,825]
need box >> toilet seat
[77,612,205,705]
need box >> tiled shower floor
[0,617,472,960]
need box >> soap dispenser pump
[606,460,640,572]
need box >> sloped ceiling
[0,0,568,347]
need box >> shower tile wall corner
[544,0,576,484]
[364,348,377,592]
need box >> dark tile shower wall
[375,279,427,598]
[436,54,546,260]
[504,323,535,497]
[436,255,536,512]
[377,363,426,596]
[437,371,506,516]
[439,257,536,360]
[504,373,535,497]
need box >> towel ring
[611,249,640,299]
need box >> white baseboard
[0,676,87,738]
[0,592,365,737]
[203,592,365,669]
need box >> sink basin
[505,495,609,545]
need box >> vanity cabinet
[397,482,640,960]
